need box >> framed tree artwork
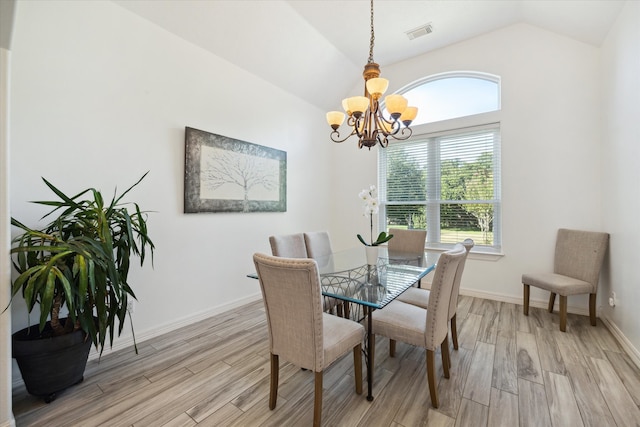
[184,127,287,213]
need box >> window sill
[424,244,504,261]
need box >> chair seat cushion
[522,272,593,295]
[322,313,364,367]
[371,300,427,349]
[396,287,431,309]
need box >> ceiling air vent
[405,23,433,40]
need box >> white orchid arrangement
[357,185,393,246]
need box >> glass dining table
[249,246,440,401]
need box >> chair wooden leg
[548,292,557,313]
[451,314,459,350]
[589,293,597,326]
[336,303,344,318]
[389,339,396,357]
[523,284,530,316]
[426,349,439,408]
[559,295,567,332]
[344,302,350,319]
[353,344,363,395]
[313,371,323,427]
[269,353,279,410]
[441,337,451,379]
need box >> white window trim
[378,113,503,256]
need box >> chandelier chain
[368,0,375,64]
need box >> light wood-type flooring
[12,295,640,426]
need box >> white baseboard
[13,288,640,389]
[0,419,16,427]
[459,287,591,316]
[460,287,640,369]
[12,293,263,388]
[600,314,640,369]
[88,292,263,360]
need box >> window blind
[379,124,501,249]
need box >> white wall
[8,0,332,382]
[331,23,605,312]
[600,1,640,358]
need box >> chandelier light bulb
[400,106,418,126]
[347,96,370,116]
[366,77,389,99]
[384,94,408,119]
[326,111,346,129]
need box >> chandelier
[326,0,418,150]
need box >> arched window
[379,72,502,252]
[397,72,500,125]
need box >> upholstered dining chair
[388,228,427,287]
[370,244,466,408]
[522,228,609,332]
[396,239,474,351]
[269,233,307,258]
[303,231,347,317]
[253,253,364,427]
[387,228,427,253]
[303,231,333,259]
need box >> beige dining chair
[370,244,466,408]
[303,231,347,317]
[388,228,427,287]
[387,228,427,253]
[253,253,364,427]
[269,233,307,258]
[396,238,474,352]
[303,231,333,259]
[522,228,609,332]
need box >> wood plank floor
[12,295,640,426]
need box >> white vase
[365,245,379,266]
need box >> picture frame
[184,127,287,213]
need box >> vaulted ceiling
[113,0,624,111]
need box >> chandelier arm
[330,128,357,143]
[373,108,401,137]
[389,127,413,142]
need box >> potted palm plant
[8,173,154,402]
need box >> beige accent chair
[397,239,474,351]
[253,253,365,427]
[522,228,609,332]
[388,228,427,288]
[269,233,307,258]
[370,244,467,408]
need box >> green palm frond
[7,173,154,356]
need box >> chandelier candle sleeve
[326,0,418,150]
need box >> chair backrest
[425,244,466,350]
[387,228,427,253]
[269,233,307,258]
[448,239,475,319]
[554,229,609,292]
[304,231,333,259]
[253,253,324,371]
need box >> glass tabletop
[316,246,439,309]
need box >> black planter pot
[12,320,92,403]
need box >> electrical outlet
[608,292,616,307]
[127,299,135,314]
